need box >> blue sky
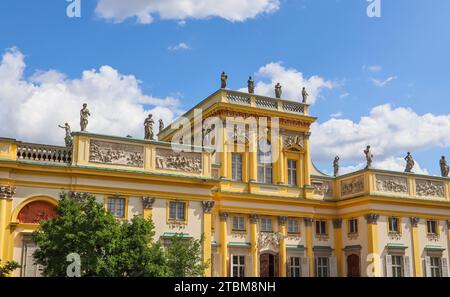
[1,0,450,176]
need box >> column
[278,216,287,277]
[304,217,314,276]
[277,137,285,185]
[332,219,343,277]
[220,126,229,179]
[219,212,229,277]
[0,186,16,262]
[410,217,422,277]
[303,132,312,186]
[142,197,155,220]
[250,214,259,276]
[365,213,380,277]
[249,131,258,182]
[202,201,215,277]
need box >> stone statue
[440,156,449,177]
[221,72,228,89]
[144,114,154,140]
[302,87,309,103]
[364,145,373,169]
[275,83,282,98]
[58,123,73,147]
[404,152,415,172]
[248,76,255,94]
[80,103,90,131]
[333,156,340,176]
[159,119,165,133]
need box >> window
[427,220,438,235]
[287,159,298,186]
[107,197,126,218]
[388,217,400,233]
[315,220,327,236]
[430,257,442,277]
[316,257,329,277]
[348,218,358,234]
[391,256,404,277]
[290,257,301,277]
[288,218,299,234]
[232,255,245,277]
[257,140,273,184]
[232,216,245,231]
[260,218,273,232]
[169,201,186,221]
[231,153,243,181]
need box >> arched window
[17,201,58,224]
[258,139,273,184]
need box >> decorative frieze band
[89,139,144,168]
[415,179,445,198]
[201,201,215,214]
[365,213,379,225]
[341,176,364,196]
[0,185,16,199]
[376,175,408,194]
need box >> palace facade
[1,88,450,277]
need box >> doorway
[347,254,360,277]
[260,253,279,277]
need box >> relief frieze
[376,175,408,194]
[155,148,202,174]
[416,179,445,198]
[89,139,144,168]
[341,176,364,196]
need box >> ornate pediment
[282,133,304,151]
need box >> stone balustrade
[16,142,72,164]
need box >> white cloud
[95,0,280,24]
[330,112,343,118]
[339,157,429,175]
[371,76,397,87]
[0,48,183,146]
[364,65,382,73]
[339,92,349,99]
[168,42,191,51]
[311,104,450,172]
[239,62,333,104]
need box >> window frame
[287,218,300,235]
[167,200,188,224]
[315,220,328,236]
[260,218,273,232]
[232,215,246,231]
[426,220,438,235]
[290,257,302,277]
[287,159,298,186]
[232,255,246,277]
[430,257,442,277]
[316,257,329,277]
[388,217,401,234]
[231,153,243,182]
[348,218,358,235]
[391,255,404,277]
[257,140,273,184]
[105,196,128,219]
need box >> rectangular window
[169,201,186,221]
[290,257,301,277]
[258,141,273,184]
[231,153,243,182]
[260,218,273,232]
[391,255,404,277]
[348,218,358,234]
[287,218,299,234]
[427,220,438,235]
[315,220,327,235]
[430,257,442,277]
[232,255,245,277]
[232,216,245,231]
[107,197,126,218]
[316,257,329,277]
[287,159,298,186]
[388,217,400,233]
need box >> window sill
[168,219,187,225]
[347,232,359,239]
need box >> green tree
[32,192,167,277]
[165,234,208,277]
[0,260,20,277]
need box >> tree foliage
[0,260,20,277]
[166,234,208,277]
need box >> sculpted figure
[302,87,309,103]
[275,83,282,98]
[80,103,90,131]
[58,123,73,147]
[364,145,373,169]
[248,76,255,94]
[404,152,415,172]
[221,72,228,89]
[333,156,340,177]
[440,156,449,177]
[159,119,165,133]
[144,114,154,140]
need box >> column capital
[304,217,313,226]
[0,185,16,199]
[201,201,215,214]
[410,217,420,227]
[365,213,380,225]
[278,216,287,226]
[446,220,450,229]
[142,197,156,209]
[219,212,229,221]
[332,218,343,228]
[304,132,312,140]
[249,214,259,224]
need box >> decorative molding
[219,212,229,221]
[332,219,343,229]
[142,197,156,209]
[258,232,281,252]
[155,148,202,174]
[304,132,311,140]
[278,216,287,226]
[304,217,313,226]
[375,175,408,194]
[282,132,303,150]
[249,214,259,224]
[0,185,16,199]
[201,201,215,214]
[365,213,379,225]
[312,180,332,197]
[416,179,445,198]
[89,139,144,168]
[341,176,364,196]
[410,217,420,227]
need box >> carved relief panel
[376,175,408,194]
[89,139,144,168]
[341,176,364,196]
[281,132,304,150]
[416,179,445,198]
[312,180,332,197]
[155,148,202,174]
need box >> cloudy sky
[1,0,450,176]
